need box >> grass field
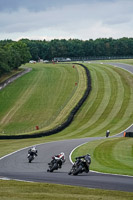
[0,180,133,200]
[0,63,86,135]
[0,62,132,137]
[51,63,133,139]
[95,59,133,65]
[109,59,133,65]
[72,137,133,176]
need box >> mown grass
[72,137,133,176]
[0,180,132,200]
[0,137,51,158]
[0,63,86,135]
[111,59,133,65]
[0,62,132,137]
[97,59,133,65]
[51,63,133,139]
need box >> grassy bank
[0,180,132,200]
[72,137,133,176]
[52,63,133,139]
[0,63,86,135]
[96,59,133,65]
[0,68,24,83]
[0,62,132,137]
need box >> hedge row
[0,63,91,139]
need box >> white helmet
[31,146,36,151]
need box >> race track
[0,137,133,192]
[0,63,133,192]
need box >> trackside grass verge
[0,180,132,200]
[72,137,133,176]
[0,63,86,135]
[95,59,133,65]
[53,63,133,139]
[0,68,24,83]
[0,62,132,138]
[0,137,52,158]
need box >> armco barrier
[0,63,91,139]
[124,132,133,137]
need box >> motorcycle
[68,154,91,175]
[27,153,35,163]
[47,154,65,172]
[27,148,38,163]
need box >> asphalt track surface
[0,63,133,192]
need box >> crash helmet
[59,152,65,159]
[31,146,36,151]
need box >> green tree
[0,47,10,76]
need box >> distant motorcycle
[68,154,91,175]
[27,154,35,163]
[47,152,65,172]
[27,147,38,163]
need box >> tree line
[0,40,31,77]
[21,37,133,61]
[0,37,133,76]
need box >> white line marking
[69,137,133,178]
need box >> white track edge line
[69,138,133,178]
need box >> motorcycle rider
[75,154,91,173]
[28,146,38,158]
[76,154,91,162]
[53,152,65,168]
[106,130,110,137]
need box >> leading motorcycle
[27,154,35,163]
[27,147,38,163]
[68,154,91,175]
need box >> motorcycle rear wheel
[28,155,33,163]
[49,163,58,172]
[73,165,82,175]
